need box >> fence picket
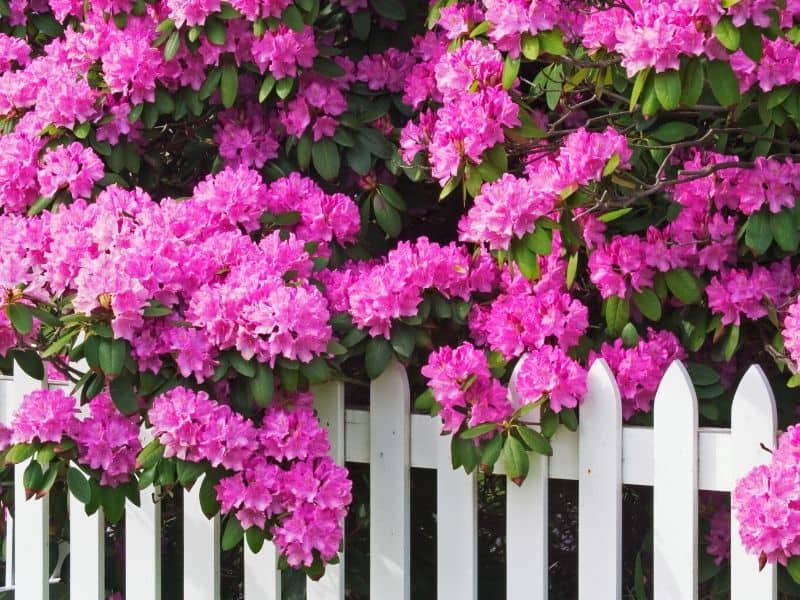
[69,497,104,600]
[654,361,698,600]
[730,365,777,600]
[306,380,346,600]
[0,359,791,599]
[10,368,49,600]
[369,359,410,600]
[436,426,477,600]
[66,382,105,600]
[126,487,162,600]
[578,358,622,599]
[244,544,281,600]
[184,482,221,600]
[506,359,549,600]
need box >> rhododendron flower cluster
[734,426,800,565]
[11,389,140,486]
[592,330,687,419]
[151,386,351,567]
[4,0,800,587]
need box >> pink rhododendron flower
[12,388,78,444]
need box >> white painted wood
[69,496,104,600]
[306,379,346,600]
[507,358,549,600]
[730,365,777,600]
[579,359,622,599]
[369,359,410,600]
[126,487,162,600]
[69,384,105,600]
[244,544,280,600]
[183,482,221,600]
[10,367,49,600]
[653,361,698,600]
[436,423,477,600]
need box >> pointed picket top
[507,353,528,413]
[653,359,698,600]
[579,358,622,599]
[369,358,410,600]
[730,365,777,600]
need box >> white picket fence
[0,357,780,599]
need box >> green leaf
[164,30,181,60]
[439,175,461,200]
[374,195,402,237]
[566,253,579,289]
[258,74,276,103]
[521,34,540,60]
[378,185,406,211]
[541,411,559,438]
[229,352,255,377]
[538,28,566,56]
[415,389,435,412]
[560,408,578,431]
[714,16,740,51]
[604,295,630,336]
[246,527,265,554]
[5,443,35,465]
[479,434,504,471]
[137,439,165,470]
[516,426,553,456]
[745,211,773,255]
[68,467,91,504]
[99,338,129,377]
[602,153,620,177]
[680,59,704,107]
[205,16,227,45]
[110,376,138,415]
[787,555,800,585]
[597,207,632,223]
[630,67,651,110]
[654,70,682,110]
[707,60,741,106]
[198,67,222,100]
[723,324,740,361]
[502,55,520,90]
[220,63,239,109]
[6,303,32,335]
[300,356,330,384]
[365,337,393,379]
[249,363,274,407]
[523,226,552,256]
[451,435,480,473]
[311,138,340,181]
[650,122,698,143]
[369,0,405,20]
[357,129,394,159]
[770,209,798,252]
[351,9,371,40]
[314,58,346,78]
[23,461,43,494]
[461,423,497,439]
[282,4,304,32]
[42,329,80,358]
[177,460,206,487]
[196,473,219,518]
[389,323,415,358]
[14,349,44,380]
[665,268,703,304]
[222,516,244,551]
[633,288,662,321]
[740,22,763,61]
[503,435,530,485]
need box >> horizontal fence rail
[0,358,779,599]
